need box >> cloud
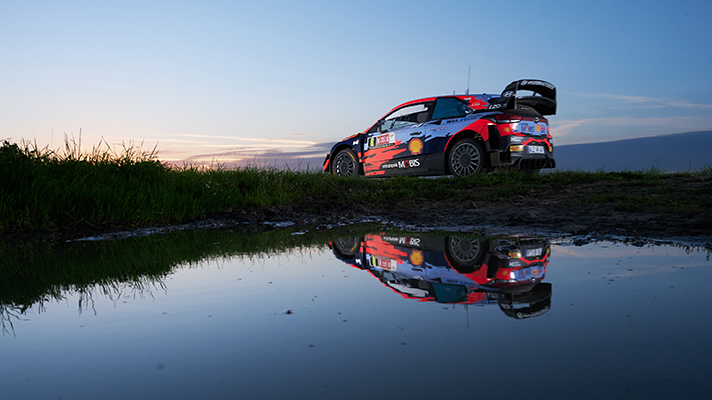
[575,92,712,110]
[175,134,319,147]
[171,141,333,171]
[552,115,712,144]
[551,92,712,144]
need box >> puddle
[1,226,710,399]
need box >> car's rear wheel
[445,235,484,272]
[332,148,360,176]
[448,139,486,176]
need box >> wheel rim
[450,142,481,176]
[449,236,481,264]
[334,237,359,255]
[334,153,355,176]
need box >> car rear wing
[487,79,556,116]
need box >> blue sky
[1,0,710,167]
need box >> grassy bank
[1,139,711,235]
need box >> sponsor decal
[517,307,550,319]
[368,133,395,149]
[408,138,423,155]
[381,158,421,170]
[369,255,397,271]
[519,80,555,90]
[517,121,547,135]
[410,250,423,266]
[384,236,421,246]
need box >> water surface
[2,227,709,399]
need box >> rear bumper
[515,157,556,170]
[489,151,556,170]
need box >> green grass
[1,139,711,234]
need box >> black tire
[332,237,362,258]
[448,139,486,176]
[445,235,484,272]
[332,148,360,176]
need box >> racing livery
[324,79,557,177]
[330,232,552,319]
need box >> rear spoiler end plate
[487,79,557,116]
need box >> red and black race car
[330,232,552,319]
[323,79,556,177]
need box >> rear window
[431,98,471,120]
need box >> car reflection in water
[330,232,552,319]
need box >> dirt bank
[208,173,710,246]
[7,173,711,247]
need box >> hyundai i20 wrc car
[329,232,552,318]
[323,79,557,177]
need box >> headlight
[510,145,524,152]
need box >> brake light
[495,115,522,124]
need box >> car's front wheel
[332,148,360,176]
[331,236,363,258]
[448,138,486,176]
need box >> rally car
[323,79,556,177]
[329,232,551,317]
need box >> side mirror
[378,119,393,133]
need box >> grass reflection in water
[0,225,382,334]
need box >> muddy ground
[209,174,711,247]
[8,174,712,247]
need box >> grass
[1,139,711,234]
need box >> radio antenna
[465,66,471,95]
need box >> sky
[1,0,711,168]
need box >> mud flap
[489,151,502,167]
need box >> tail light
[494,115,522,124]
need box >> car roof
[386,94,496,114]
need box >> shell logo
[535,124,541,133]
[409,138,423,155]
[410,250,423,266]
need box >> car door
[362,102,433,176]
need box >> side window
[431,98,472,120]
[378,103,433,132]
